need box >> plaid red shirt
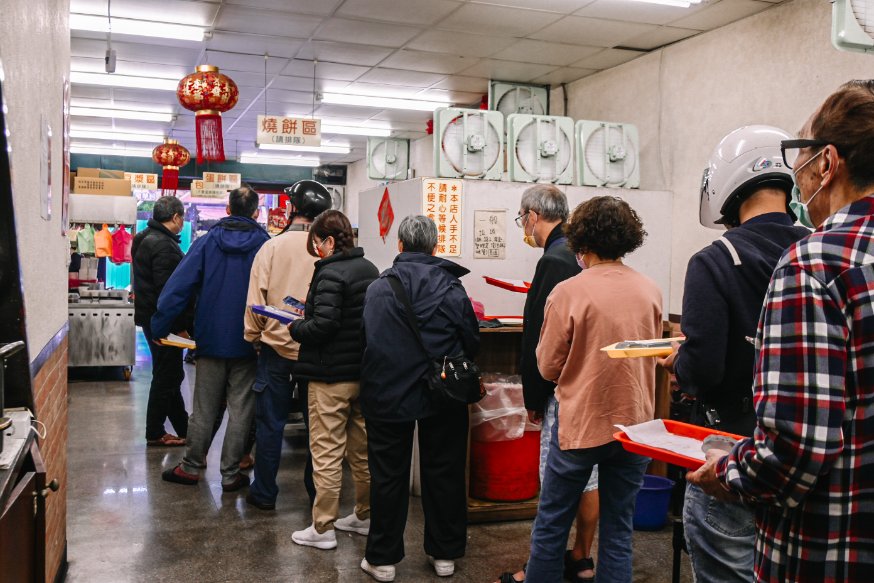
[716,195,874,583]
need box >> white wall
[0,0,71,353]
[561,0,873,314]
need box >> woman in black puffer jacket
[289,210,379,551]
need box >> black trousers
[142,323,189,441]
[365,404,469,566]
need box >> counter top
[0,429,35,512]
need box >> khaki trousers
[308,380,370,533]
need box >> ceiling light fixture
[625,0,702,7]
[70,143,155,158]
[239,153,321,167]
[320,92,451,112]
[70,13,207,41]
[70,129,167,143]
[70,107,175,122]
[70,71,178,91]
[257,143,351,155]
[321,124,392,137]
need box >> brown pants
[308,380,370,533]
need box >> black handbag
[386,275,485,406]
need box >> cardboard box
[73,177,132,196]
[77,167,127,179]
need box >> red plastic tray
[613,419,744,470]
[483,276,531,293]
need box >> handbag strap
[386,275,431,359]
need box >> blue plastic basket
[633,474,674,531]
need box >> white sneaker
[334,512,370,535]
[360,558,396,582]
[428,555,455,577]
[291,524,337,550]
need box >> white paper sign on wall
[473,209,506,260]
[422,178,463,257]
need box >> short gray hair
[398,215,438,254]
[153,195,184,223]
[520,184,569,222]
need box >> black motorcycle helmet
[284,180,333,220]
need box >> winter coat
[290,247,379,382]
[131,219,184,328]
[151,216,269,359]
[360,252,480,422]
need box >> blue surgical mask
[788,150,825,229]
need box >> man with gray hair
[359,215,480,582]
[132,195,190,447]
[506,184,598,583]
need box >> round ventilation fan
[441,114,502,177]
[582,125,639,187]
[495,86,547,117]
[514,118,572,182]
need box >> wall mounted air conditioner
[326,185,345,211]
[434,107,503,180]
[832,0,874,53]
[488,81,549,118]
[575,121,640,189]
[366,137,410,181]
[506,114,574,185]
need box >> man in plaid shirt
[689,80,874,583]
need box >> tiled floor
[65,333,692,582]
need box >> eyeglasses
[515,210,536,228]
[780,139,830,170]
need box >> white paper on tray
[615,419,705,462]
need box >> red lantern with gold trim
[152,138,191,194]
[176,65,239,163]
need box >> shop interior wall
[558,0,873,315]
[0,1,71,580]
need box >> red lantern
[152,138,191,194]
[176,65,239,163]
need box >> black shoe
[161,465,198,486]
[222,473,250,492]
[245,493,275,510]
[564,551,595,583]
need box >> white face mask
[575,253,586,269]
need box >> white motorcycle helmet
[699,125,795,229]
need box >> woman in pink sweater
[524,196,662,583]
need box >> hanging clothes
[76,224,95,255]
[111,225,133,264]
[94,224,113,258]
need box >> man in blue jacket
[154,186,270,492]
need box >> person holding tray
[657,126,809,583]
[689,81,874,582]
[523,196,662,583]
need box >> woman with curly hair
[523,196,662,583]
[289,210,379,550]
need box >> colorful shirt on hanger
[111,225,133,264]
[76,224,95,255]
[94,224,113,258]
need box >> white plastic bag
[471,374,539,442]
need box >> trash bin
[633,474,674,530]
[469,374,540,502]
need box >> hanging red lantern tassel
[177,65,239,163]
[152,139,191,195]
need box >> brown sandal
[147,433,186,447]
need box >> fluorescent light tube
[257,143,351,155]
[70,107,175,122]
[70,143,155,158]
[625,0,698,6]
[320,93,450,112]
[70,71,178,91]
[70,13,207,41]
[70,129,167,143]
[239,154,321,167]
[321,125,392,137]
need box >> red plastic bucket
[469,430,540,502]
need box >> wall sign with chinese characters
[124,172,158,190]
[422,178,462,257]
[202,172,241,190]
[256,115,321,147]
[473,209,506,260]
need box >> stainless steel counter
[68,300,135,375]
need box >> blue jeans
[541,395,598,492]
[250,345,296,504]
[527,412,649,583]
[683,483,755,583]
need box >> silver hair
[398,215,438,254]
[520,184,569,222]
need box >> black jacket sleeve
[455,285,480,359]
[522,254,578,412]
[290,270,344,345]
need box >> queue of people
[129,79,874,583]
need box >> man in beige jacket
[243,180,332,510]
